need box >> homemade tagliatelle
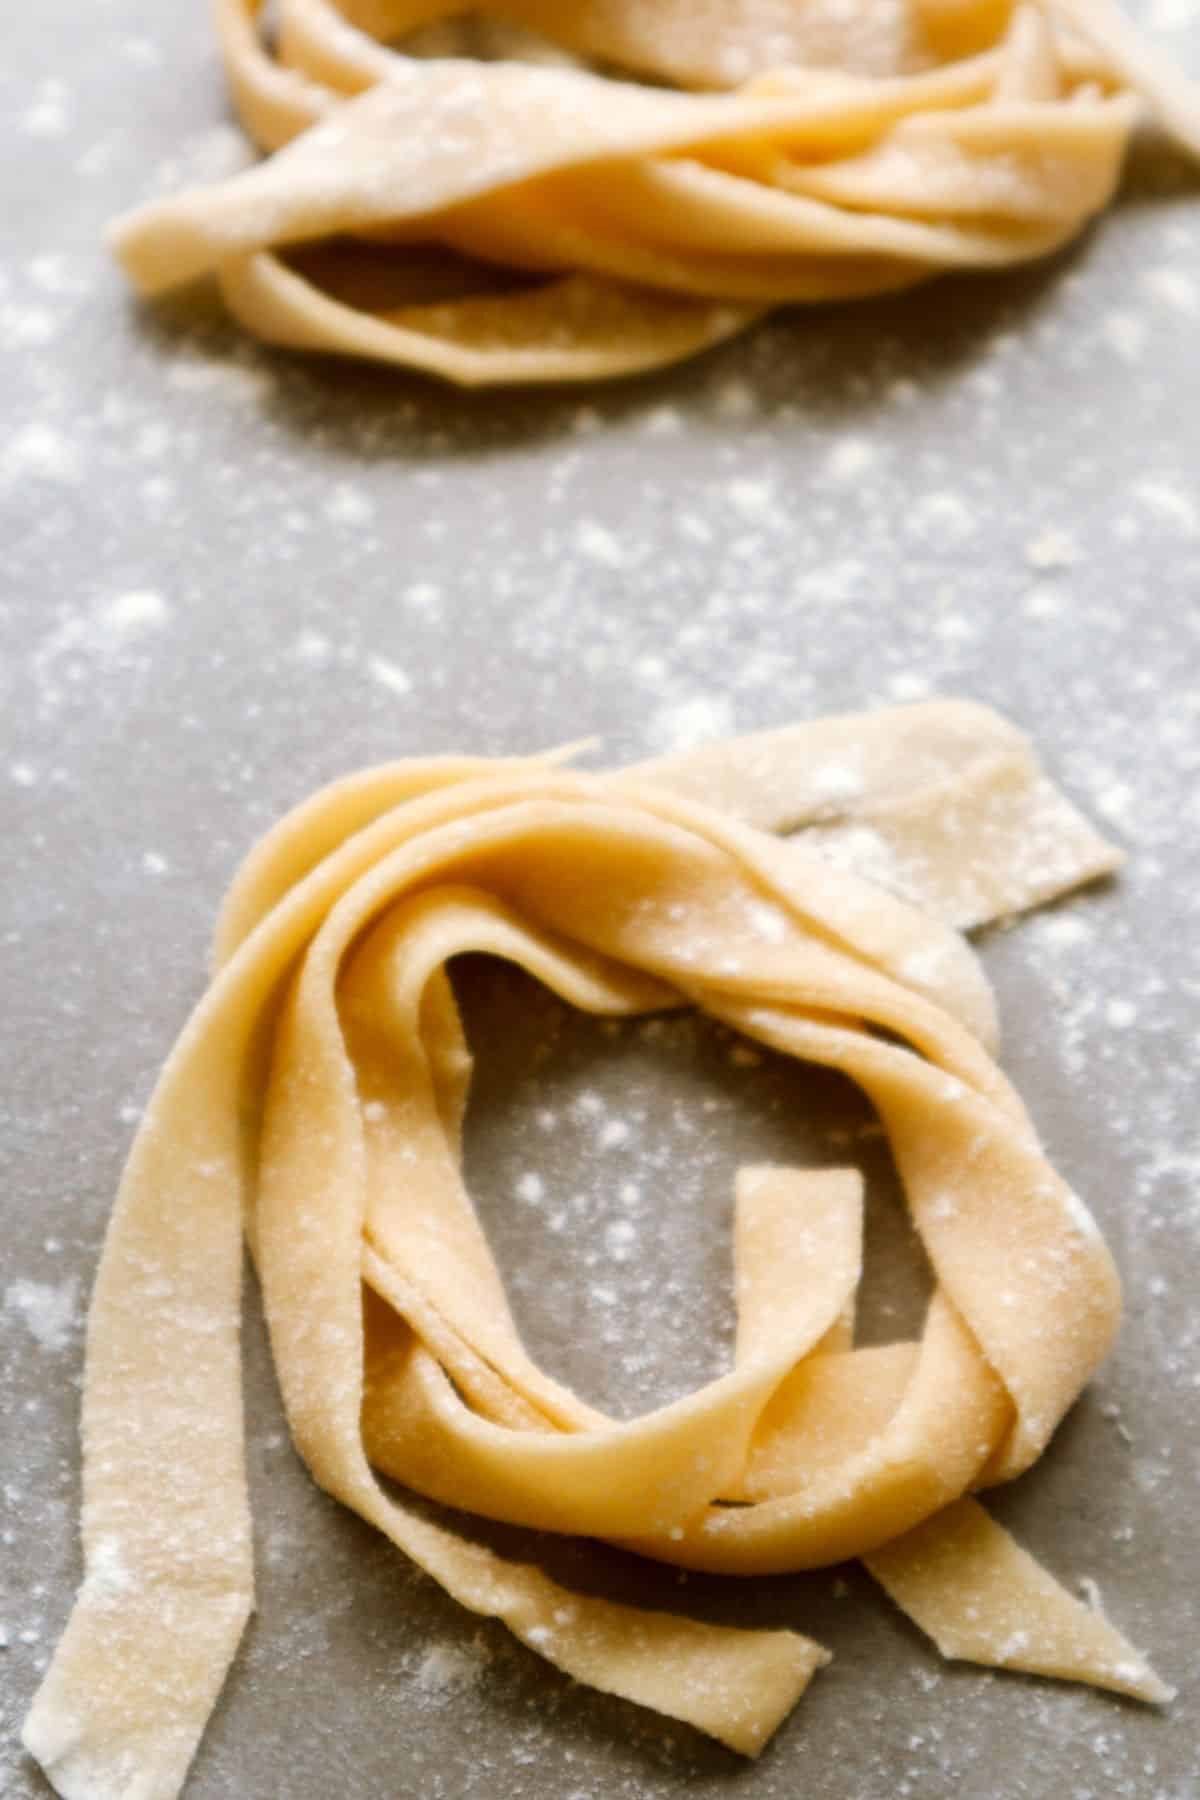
[108,0,1200,383]
[25,700,1171,1800]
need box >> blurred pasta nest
[109,0,1200,383]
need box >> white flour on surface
[5,1277,80,1354]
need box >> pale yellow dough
[24,700,1170,1800]
[105,0,1200,383]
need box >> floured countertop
[1,2,1198,1796]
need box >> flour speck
[516,1171,545,1205]
[22,79,70,138]
[367,655,412,696]
[907,492,977,548]
[574,518,627,568]
[1100,311,1146,362]
[4,422,79,485]
[292,629,333,666]
[729,476,777,520]
[1132,478,1198,536]
[1025,527,1083,571]
[102,591,170,635]
[824,437,878,482]
[5,1277,80,1354]
[1140,266,1198,314]
[648,694,734,753]
[325,484,375,527]
[413,1639,488,1696]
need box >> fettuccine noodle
[24,701,1170,1800]
[107,0,1200,383]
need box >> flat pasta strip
[218,256,759,385]
[105,0,1200,383]
[866,1497,1173,1700]
[24,702,1168,1800]
[630,696,1122,932]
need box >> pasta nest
[24,705,1171,1800]
[110,0,1200,382]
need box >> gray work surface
[2,4,1198,1796]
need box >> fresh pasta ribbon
[106,0,1200,383]
[24,700,1169,1800]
